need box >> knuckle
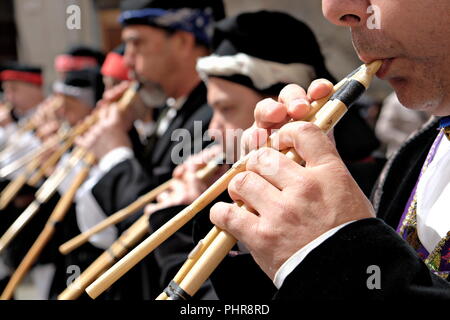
[279,83,306,97]
[256,222,276,243]
[231,171,252,193]
[248,147,275,169]
[210,202,233,227]
[295,121,319,134]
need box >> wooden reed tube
[59,179,173,255]
[59,153,225,255]
[27,136,77,187]
[0,148,87,254]
[84,73,348,299]
[59,154,224,300]
[0,156,42,210]
[29,81,140,187]
[0,153,95,300]
[0,132,73,209]
[156,226,221,300]
[0,96,62,159]
[162,61,383,300]
[58,215,150,300]
[85,159,244,298]
[0,143,47,179]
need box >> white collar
[416,134,450,253]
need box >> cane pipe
[50,81,142,178]
[27,124,91,187]
[156,226,221,300]
[158,61,382,300]
[59,152,225,255]
[0,97,63,160]
[0,153,96,300]
[0,156,42,210]
[0,137,59,179]
[0,148,87,254]
[59,180,172,255]
[0,128,74,209]
[0,118,92,208]
[0,82,142,252]
[84,69,357,299]
[29,81,141,187]
[58,153,224,300]
[58,215,150,300]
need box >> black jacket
[92,83,212,231]
[276,118,450,299]
[89,83,213,299]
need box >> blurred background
[0,0,391,99]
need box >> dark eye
[220,106,233,114]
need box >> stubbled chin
[390,79,425,111]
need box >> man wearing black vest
[74,0,225,299]
[210,0,450,299]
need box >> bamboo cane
[0,152,96,300]
[0,130,73,209]
[83,69,358,299]
[59,153,225,255]
[0,96,63,160]
[58,154,224,300]
[159,61,383,300]
[0,82,141,254]
[0,148,87,254]
[59,180,173,255]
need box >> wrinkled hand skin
[144,145,230,216]
[210,81,375,280]
[75,82,135,160]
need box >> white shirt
[274,132,450,289]
[73,97,185,249]
[416,134,450,253]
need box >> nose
[322,0,370,28]
[207,112,225,141]
[124,44,136,70]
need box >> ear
[171,30,196,55]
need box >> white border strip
[197,53,316,90]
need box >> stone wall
[12,0,390,99]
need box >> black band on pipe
[164,281,192,300]
[331,79,366,108]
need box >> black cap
[120,0,225,21]
[65,45,106,66]
[54,68,104,106]
[197,11,335,95]
[119,0,225,46]
[55,46,105,73]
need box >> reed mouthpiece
[365,60,383,76]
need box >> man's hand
[144,145,229,215]
[75,82,135,160]
[75,103,132,160]
[241,80,334,154]
[210,83,375,281]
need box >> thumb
[269,121,341,167]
